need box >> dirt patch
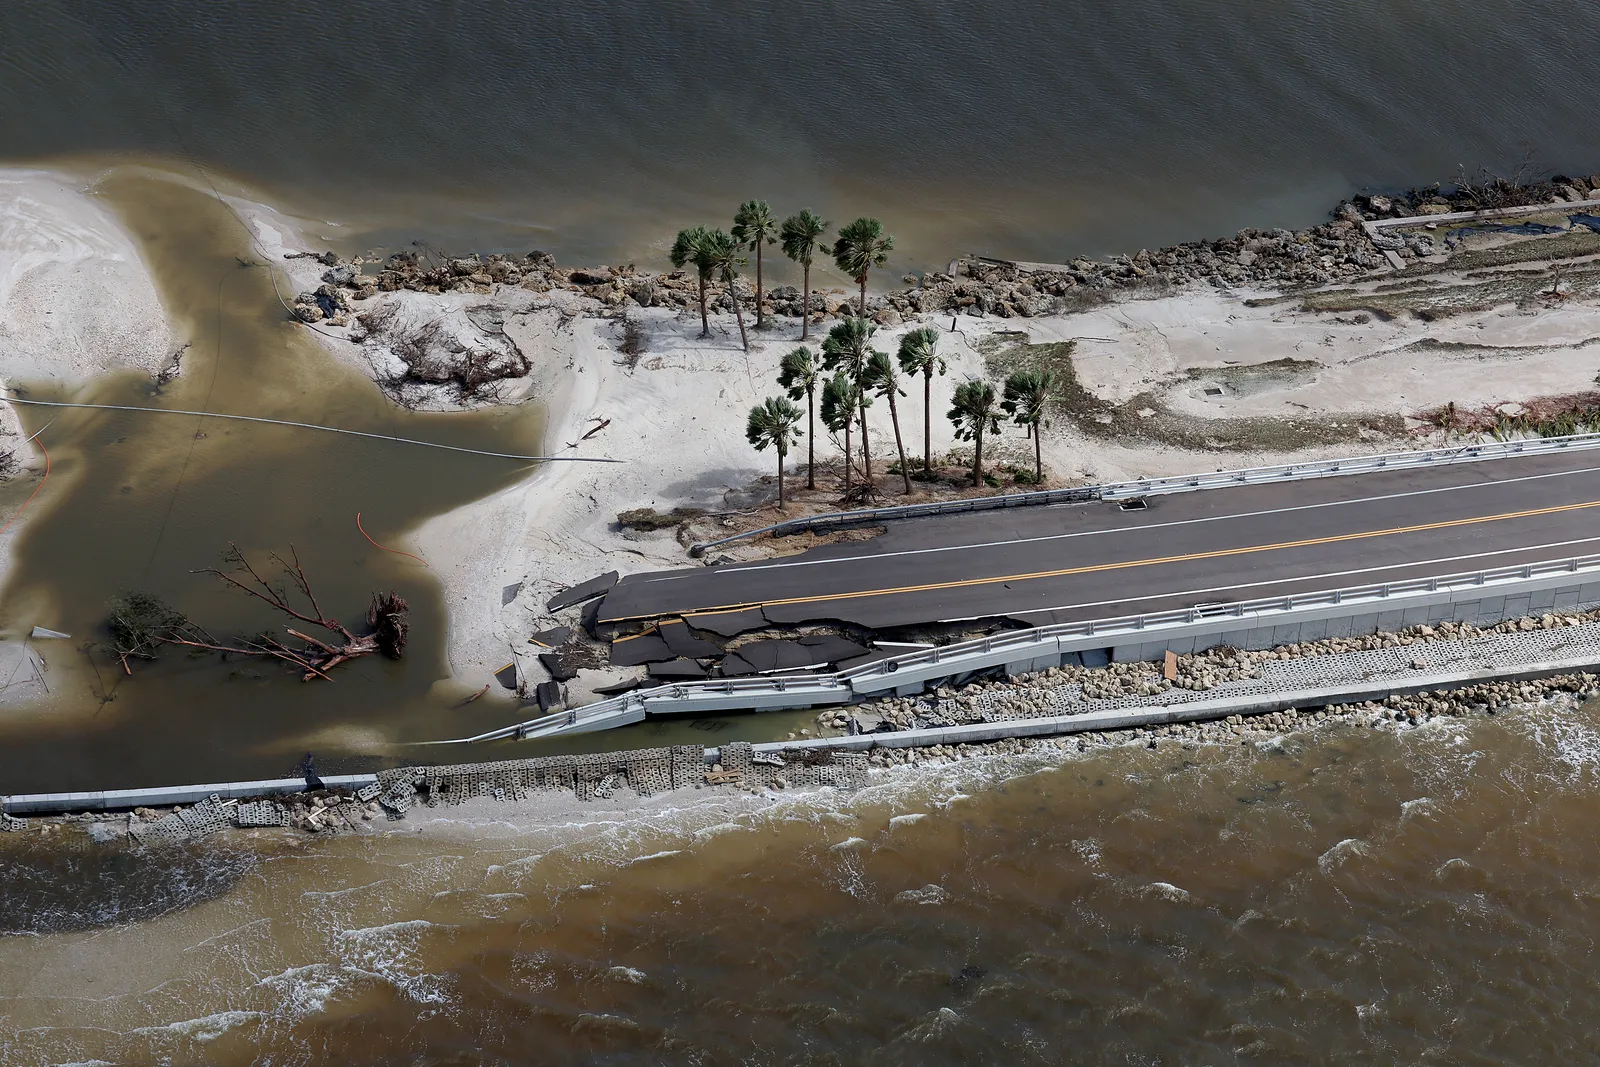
[1181,358,1322,397]
[985,340,1400,451]
[1418,391,1600,439]
[616,505,707,531]
[1394,229,1600,275]
[1298,266,1591,321]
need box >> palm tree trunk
[777,448,785,506]
[1033,423,1043,483]
[731,282,749,351]
[888,392,911,494]
[842,419,852,493]
[697,275,709,337]
[806,387,816,489]
[923,370,933,472]
[858,273,867,317]
[755,244,764,329]
[858,404,873,483]
[973,426,984,487]
[800,261,811,340]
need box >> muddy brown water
[0,171,553,793]
[3,700,1599,1064]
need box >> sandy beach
[10,163,1600,718]
[0,168,177,701]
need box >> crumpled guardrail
[440,552,1600,744]
[687,432,1600,556]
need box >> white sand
[0,168,177,702]
[396,280,1600,695]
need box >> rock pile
[823,611,1600,738]
[1347,172,1600,222]
[285,173,1600,340]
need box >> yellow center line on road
[597,498,1600,626]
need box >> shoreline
[0,166,178,706]
[11,160,1600,727]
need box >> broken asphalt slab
[547,571,618,612]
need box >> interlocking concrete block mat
[234,801,291,828]
[670,745,704,789]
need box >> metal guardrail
[687,432,1600,556]
[442,551,1600,744]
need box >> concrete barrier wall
[2,773,378,816]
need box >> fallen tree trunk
[107,545,409,681]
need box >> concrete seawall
[8,617,1600,818]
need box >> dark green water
[7,2,1600,269]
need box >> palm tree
[832,217,893,317]
[701,229,749,352]
[948,378,1002,487]
[863,352,912,493]
[780,210,828,340]
[820,372,862,493]
[896,326,946,473]
[1002,369,1055,484]
[670,226,715,338]
[821,317,878,483]
[746,396,805,507]
[778,346,821,489]
[732,201,778,330]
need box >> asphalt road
[597,449,1600,634]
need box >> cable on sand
[2,395,620,463]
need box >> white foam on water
[893,884,948,906]
[257,963,349,1018]
[1318,838,1371,875]
[1527,707,1600,779]
[626,850,682,865]
[829,836,868,851]
[888,813,927,828]
[336,919,453,1007]
[131,1009,264,1042]
[690,821,745,842]
[1144,882,1192,903]
[1400,797,1435,820]
[301,879,391,901]
[608,965,647,983]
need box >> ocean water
[7,2,1600,1061]
[7,1,1600,272]
[3,703,1600,1064]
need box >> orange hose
[356,512,429,568]
[0,438,49,537]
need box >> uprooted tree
[107,544,409,681]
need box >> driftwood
[107,544,409,681]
